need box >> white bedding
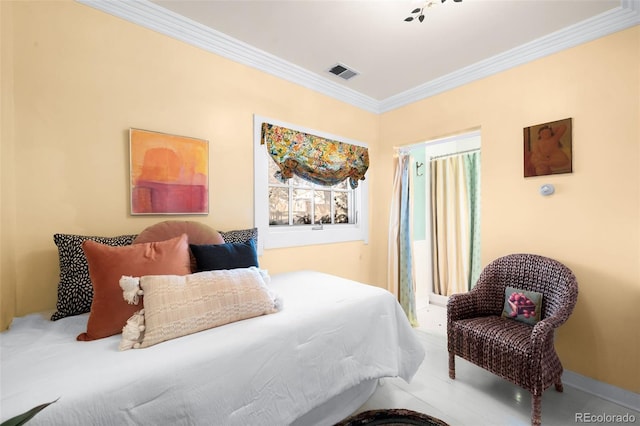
[1,271,425,425]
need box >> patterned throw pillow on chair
[502,286,543,325]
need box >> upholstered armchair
[447,253,578,426]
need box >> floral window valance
[261,123,369,189]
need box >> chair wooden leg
[555,381,563,392]
[448,352,455,379]
[531,394,542,426]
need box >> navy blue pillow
[190,239,258,271]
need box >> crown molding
[78,0,639,115]
[76,0,381,113]
[379,0,640,112]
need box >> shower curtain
[388,152,418,327]
[430,151,481,296]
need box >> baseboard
[563,370,640,412]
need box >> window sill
[261,224,368,252]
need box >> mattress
[1,270,425,425]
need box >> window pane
[335,179,348,190]
[268,158,282,185]
[334,191,350,223]
[314,190,332,224]
[270,185,353,227]
[269,187,289,225]
[269,158,312,187]
[293,188,312,225]
[291,174,312,188]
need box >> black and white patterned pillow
[219,228,258,246]
[51,233,137,321]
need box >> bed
[1,270,425,425]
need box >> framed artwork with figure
[130,128,209,215]
[523,118,572,177]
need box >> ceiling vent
[328,63,359,81]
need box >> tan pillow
[133,221,225,272]
[77,234,191,341]
[119,268,280,350]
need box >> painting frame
[523,117,573,178]
[129,128,209,215]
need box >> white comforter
[1,271,425,425]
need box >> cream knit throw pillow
[119,267,280,350]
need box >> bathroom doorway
[410,130,481,309]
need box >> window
[268,162,355,226]
[254,115,369,253]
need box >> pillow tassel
[119,309,145,351]
[274,294,284,312]
[120,276,143,305]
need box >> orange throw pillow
[77,233,191,341]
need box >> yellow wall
[380,28,640,392]
[2,1,639,393]
[1,0,18,332]
[0,0,378,323]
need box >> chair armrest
[531,304,574,346]
[447,291,481,322]
[530,314,565,369]
[531,319,555,348]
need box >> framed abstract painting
[129,128,209,215]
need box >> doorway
[410,130,481,309]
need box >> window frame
[253,115,369,254]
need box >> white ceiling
[82,0,639,112]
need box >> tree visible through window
[268,157,354,226]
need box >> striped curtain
[431,151,481,296]
[388,153,418,326]
[464,152,482,288]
